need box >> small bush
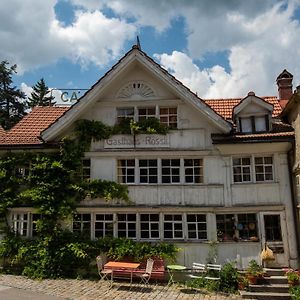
[219,262,239,293]
[290,285,300,299]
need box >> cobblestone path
[0,275,242,300]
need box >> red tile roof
[0,95,290,147]
[204,96,283,119]
[1,106,69,146]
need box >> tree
[0,61,27,130]
[28,78,55,108]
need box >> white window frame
[117,159,135,184]
[117,213,137,239]
[72,213,91,237]
[94,213,114,238]
[81,159,91,180]
[140,213,160,240]
[116,107,135,123]
[137,107,156,121]
[139,159,158,184]
[184,159,204,183]
[159,107,177,128]
[232,155,274,184]
[161,159,180,184]
[216,213,258,242]
[163,214,184,240]
[11,212,29,236]
[232,157,252,183]
[186,214,207,240]
[115,105,178,128]
[254,156,273,182]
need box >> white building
[2,46,298,269]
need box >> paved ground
[0,275,242,300]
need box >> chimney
[276,69,293,108]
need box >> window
[32,214,42,237]
[73,214,91,236]
[117,107,134,123]
[117,214,136,238]
[163,214,183,239]
[264,215,282,241]
[217,213,258,242]
[240,118,252,133]
[139,159,158,183]
[117,159,135,183]
[216,214,235,241]
[187,214,207,240]
[161,159,180,183]
[233,156,274,183]
[11,213,28,236]
[255,157,273,181]
[255,116,267,132]
[240,115,268,133]
[15,164,30,178]
[184,159,203,183]
[138,107,156,121]
[160,107,177,128]
[95,214,114,238]
[81,159,91,180]
[140,214,160,239]
[237,214,258,240]
[233,157,251,183]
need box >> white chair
[96,256,113,284]
[189,262,206,279]
[138,258,154,285]
[205,263,221,281]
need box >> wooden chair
[138,258,154,285]
[96,256,113,284]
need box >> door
[260,213,288,266]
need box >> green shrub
[0,234,178,279]
[219,262,239,293]
[290,285,300,299]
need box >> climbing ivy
[0,117,171,278]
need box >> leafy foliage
[290,285,300,299]
[28,78,55,108]
[0,61,27,129]
[0,235,178,279]
[0,113,174,279]
[219,262,239,293]
[186,262,239,294]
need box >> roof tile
[203,96,282,119]
[3,106,69,145]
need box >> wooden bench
[104,258,165,281]
[189,263,221,281]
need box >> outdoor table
[104,261,140,285]
[167,264,187,285]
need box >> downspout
[288,146,300,267]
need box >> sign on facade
[104,134,170,149]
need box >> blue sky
[1,0,300,103]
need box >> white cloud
[0,0,136,73]
[154,1,300,98]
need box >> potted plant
[286,269,300,286]
[238,274,249,290]
[246,259,264,285]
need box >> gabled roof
[232,92,273,117]
[0,106,69,146]
[204,96,282,120]
[41,46,232,141]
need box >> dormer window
[239,115,269,133]
[233,92,273,134]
